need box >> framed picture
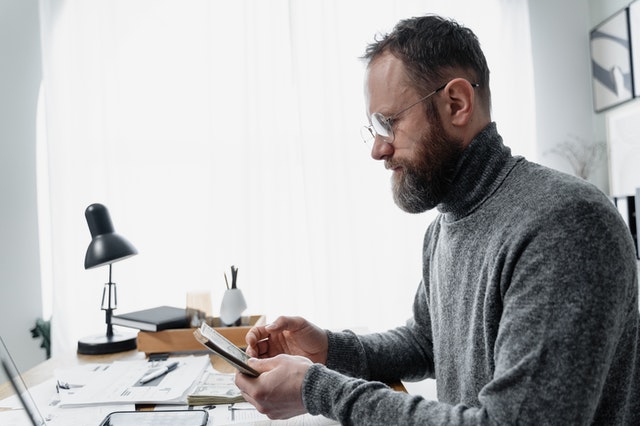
[590,7,633,112]
[606,100,640,196]
[630,1,640,97]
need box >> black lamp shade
[84,203,137,269]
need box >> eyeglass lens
[361,113,392,144]
[360,126,375,144]
[371,113,392,139]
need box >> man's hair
[363,15,491,111]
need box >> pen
[138,361,179,384]
[231,265,238,289]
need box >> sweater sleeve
[302,364,492,425]
[323,280,435,383]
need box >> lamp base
[77,332,137,355]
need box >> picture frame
[590,7,633,112]
[606,100,640,196]
[630,1,640,97]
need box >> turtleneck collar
[437,122,518,222]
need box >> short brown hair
[363,15,491,112]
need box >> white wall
[528,0,609,192]
[0,0,46,371]
[590,0,629,26]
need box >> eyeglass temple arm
[391,81,480,120]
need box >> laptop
[0,336,208,426]
[0,335,47,425]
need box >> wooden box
[136,314,266,355]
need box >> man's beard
[388,112,465,213]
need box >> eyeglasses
[360,81,480,144]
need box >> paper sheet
[0,377,131,426]
[56,355,210,407]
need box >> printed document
[55,355,209,406]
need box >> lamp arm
[105,306,114,338]
[101,264,117,338]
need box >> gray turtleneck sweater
[301,123,640,425]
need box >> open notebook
[0,336,208,426]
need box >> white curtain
[38,0,535,355]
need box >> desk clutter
[108,265,264,356]
[0,322,341,425]
[1,354,337,425]
[53,355,248,408]
[109,264,257,343]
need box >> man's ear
[441,78,475,127]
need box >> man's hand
[235,354,312,419]
[245,316,328,364]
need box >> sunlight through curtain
[38,0,534,355]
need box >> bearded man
[235,14,640,425]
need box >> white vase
[220,288,247,326]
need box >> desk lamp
[77,203,138,354]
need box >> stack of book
[111,305,191,332]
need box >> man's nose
[371,137,393,160]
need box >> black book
[111,306,190,332]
